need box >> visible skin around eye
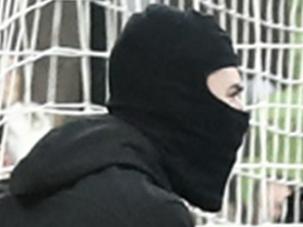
[206,67,244,111]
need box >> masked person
[0,4,249,227]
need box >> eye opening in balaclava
[205,67,246,112]
[107,4,250,212]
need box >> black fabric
[0,5,249,225]
[0,180,9,199]
[9,115,170,196]
[0,115,194,227]
[0,166,193,227]
[107,4,249,211]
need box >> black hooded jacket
[0,4,249,227]
[0,115,194,227]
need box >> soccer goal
[0,0,302,226]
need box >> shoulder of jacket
[92,166,195,227]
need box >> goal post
[0,0,302,226]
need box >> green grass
[240,87,303,203]
[248,87,303,174]
[237,0,303,207]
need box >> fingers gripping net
[0,0,302,226]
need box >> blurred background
[0,0,302,226]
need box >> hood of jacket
[9,115,170,197]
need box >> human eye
[227,84,243,98]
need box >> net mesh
[0,0,302,226]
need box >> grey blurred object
[0,1,86,166]
[91,1,107,105]
[24,0,82,104]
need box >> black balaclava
[107,4,249,212]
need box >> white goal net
[0,0,302,226]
